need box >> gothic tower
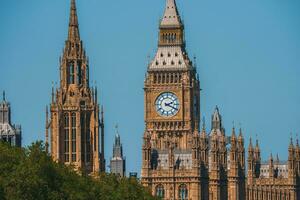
[208,107,228,200]
[0,91,22,147]
[141,0,201,199]
[110,125,126,177]
[46,0,105,175]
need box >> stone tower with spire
[208,107,246,200]
[141,0,202,199]
[46,0,105,175]
[110,125,126,177]
[0,91,21,147]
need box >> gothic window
[178,184,188,200]
[86,65,89,84]
[77,62,82,85]
[80,114,85,163]
[71,113,76,162]
[155,185,165,198]
[64,113,70,162]
[69,62,75,84]
[81,113,91,163]
[86,127,91,162]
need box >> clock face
[155,92,180,117]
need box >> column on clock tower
[47,0,105,175]
[141,0,202,199]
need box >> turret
[229,127,238,176]
[247,138,255,179]
[200,119,209,166]
[238,128,245,170]
[288,138,296,180]
[110,126,126,177]
[0,91,22,147]
[254,139,261,177]
[113,125,122,158]
[0,91,11,124]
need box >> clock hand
[165,102,174,106]
[164,103,178,111]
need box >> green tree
[0,141,158,200]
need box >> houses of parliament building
[141,0,300,200]
[37,0,299,199]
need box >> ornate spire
[68,0,80,42]
[289,136,294,149]
[248,137,254,152]
[231,126,236,140]
[160,0,182,28]
[238,126,243,138]
[212,106,222,131]
[115,124,120,139]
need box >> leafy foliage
[0,142,158,200]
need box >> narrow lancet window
[69,62,75,84]
[71,113,76,162]
[64,113,70,162]
[77,62,82,85]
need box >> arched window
[156,185,164,198]
[69,63,75,84]
[178,184,188,200]
[71,113,76,162]
[77,62,82,85]
[64,113,69,162]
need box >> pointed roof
[0,91,9,107]
[289,136,294,149]
[248,137,254,152]
[231,126,236,140]
[68,0,80,42]
[160,0,182,28]
[212,106,221,122]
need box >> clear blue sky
[0,0,299,174]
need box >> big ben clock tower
[141,0,208,199]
